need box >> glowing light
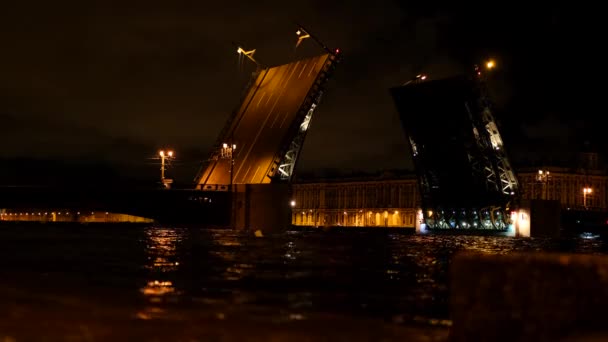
[335,48,340,53]
[237,47,242,54]
[296,30,301,36]
[159,150,164,157]
[141,280,175,296]
[168,151,173,157]
[486,60,495,69]
[290,200,296,208]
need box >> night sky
[0,2,600,185]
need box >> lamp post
[159,150,174,188]
[536,169,550,200]
[221,143,237,189]
[583,187,593,209]
[220,143,237,226]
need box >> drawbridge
[195,52,339,190]
[390,71,519,230]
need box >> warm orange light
[159,150,164,157]
[168,151,174,157]
[486,60,495,69]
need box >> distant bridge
[0,186,230,225]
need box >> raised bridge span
[196,53,338,189]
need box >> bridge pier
[512,199,561,237]
[231,184,292,233]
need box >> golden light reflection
[141,280,175,296]
[141,227,181,306]
[135,307,166,320]
[144,228,180,271]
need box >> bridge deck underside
[197,54,330,188]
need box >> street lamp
[583,187,593,209]
[295,27,311,48]
[475,59,497,76]
[159,149,174,188]
[536,169,550,200]
[236,46,259,66]
[221,143,237,189]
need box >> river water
[0,224,606,340]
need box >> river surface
[0,224,607,340]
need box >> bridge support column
[415,209,427,234]
[511,199,561,237]
[231,184,291,233]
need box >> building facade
[518,167,607,211]
[292,154,608,228]
[292,175,419,228]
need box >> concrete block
[450,252,608,341]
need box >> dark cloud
[0,1,600,184]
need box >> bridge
[1,30,341,229]
[0,186,231,225]
[390,69,521,232]
[196,53,339,189]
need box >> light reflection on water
[2,225,608,325]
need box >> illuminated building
[518,152,607,210]
[292,152,608,228]
[292,172,419,228]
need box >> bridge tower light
[295,27,311,48]
[293,23,335,55]
[236,46,260,67]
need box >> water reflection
[144,227,181,271]
[133,229,608,323]
[5,225,608,325]
[140,227,182,308]
[141,280,175,296]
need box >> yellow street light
[159,149,174,188]
[486,60,495,69]
[295,28,311,48]
[583,187,593,208]
[236,46,258,65]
